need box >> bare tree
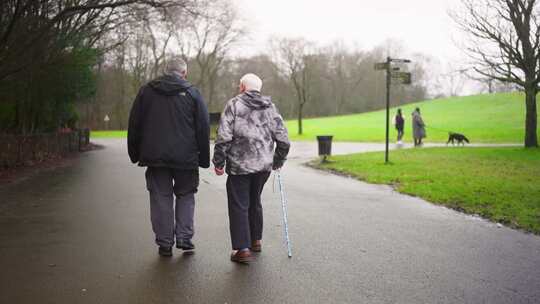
[174,0,246,111]
[464,67,519,93]
[324,42,366,114]
[71,1,200,130]
[271,37,316,135]
[439,68,468,97]
[452,0,539,147]
[124,7,177,85]
[144,17,174,79]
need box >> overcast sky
[231,0,479,94]
[233,0,463,62]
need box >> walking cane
[276,170,292,258]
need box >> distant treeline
[80,0,434,131]
[0,0,432,134]
[84,47,434,131]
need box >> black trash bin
[83,128,90,146]
[316,135,333,157]
[78,128,90,151]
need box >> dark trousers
[397,128,404,141]
[226,172,271,250]
[145,167,199,247]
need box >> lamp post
[375,57,411,164]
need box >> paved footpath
[0,139,539,304]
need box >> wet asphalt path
[0,139,539,304]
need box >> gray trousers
[145,167,199,247]
[226,172,271,250]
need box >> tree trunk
[525,87,538,147]
[298,104,303,135]
[208,77,216,112]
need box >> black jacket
[127,75,210,169]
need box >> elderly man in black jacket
[128,57,210,257]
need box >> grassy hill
[92,92,537,143]
[286,92,537,143]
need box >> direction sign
[390,58,412,63]
[374,62,388,70]
[391,72,412,85]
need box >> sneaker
[176,239,195,251]
[230,249,254,264]
[158,246,172,257]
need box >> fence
[0,129,90,169]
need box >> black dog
[447,132,470,146]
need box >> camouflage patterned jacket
[212,91,290,175]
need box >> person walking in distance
[412,107,426,147]
[213,73,290,264]
[127,56,210,257]
[394,108,405,145]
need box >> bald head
[239,73,263,92]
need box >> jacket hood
[148,74,192,96]
[239,90,272,110]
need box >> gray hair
[163,56,187,77]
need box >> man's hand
[214,167,225,176]
[272,160,284,171]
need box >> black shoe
[176,239,195,251]
[158,246,172,257]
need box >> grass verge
[91,130,127,138]
[314,147,540,234]
[287,92,538,143]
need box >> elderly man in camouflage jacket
[213,73,290,263]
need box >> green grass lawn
[91,130,127,138]
[92,92,537,143]
[316,147,540,233]
[287,92,538,143]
